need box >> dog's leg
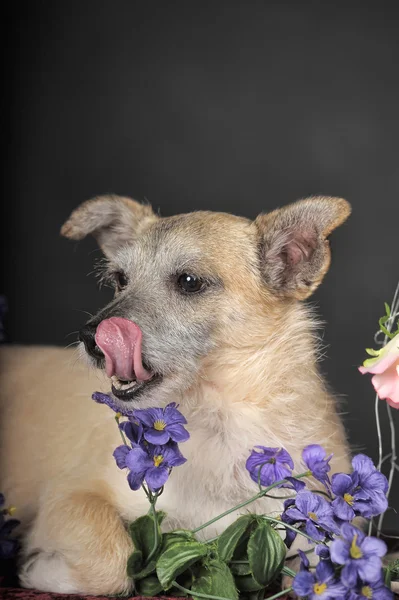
[19,487,133,595]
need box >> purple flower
[281,498,298,549]
[331,455,388,521]
[92,391,136,417]
[351,455,388,513]
[284,491,339,542]
[293,555,346,599]
[302,444,332,487]
[246,447,294,487]
[133,403,189,445]
[331,473,380,521]
[347,577,393,600]
[0,493,20,560]
[315,544,331,560]
[330,524,387,588]
[284,476,306,493]
[119,420,143,447]
[113,442,186,492]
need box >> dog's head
[61,195,350,408]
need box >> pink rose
[359,333,399,409]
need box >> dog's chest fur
[110,395,303,538]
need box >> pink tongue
[95,317,152,382]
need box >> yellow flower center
[361,586,373,599]
[154,419,167,431]
[313,583,327,595]
[350,534,363,559]
[344,493,354,506]
[308,512,318,521]
[6,505,17,516]
[153,455,164,467]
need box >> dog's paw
[19,549,79,593]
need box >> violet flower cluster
[0,493,20,560]
[93,393,189,492]
[246,444,393,599]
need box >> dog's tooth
[111,375,123,390]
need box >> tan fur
[0,197,351,594]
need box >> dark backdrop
[2,2,398,530]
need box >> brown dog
[0,195,351,594]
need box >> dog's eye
[177,273,204,294]
[114,271,128,291]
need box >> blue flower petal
[127,469,146,491]
[125,447,153,473]
[166,423,190,443]
[113,445,130,469]
[145,466,169,491]
[292,571,314,597]
[331,497,355,521]
[331,473,353,496]
[144,429,170,445]
[164,403,188,425]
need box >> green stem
[281,566,296,578]
[146,499,160,564]
[263,494,296,500]
[192,472,310,534]
[260,515,323,545]
[266,587,293,600]
[115,414,128,445]
[312,489,332,500]
[172,580,232,600]
[288,546,315,561]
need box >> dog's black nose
[78,324,104,360]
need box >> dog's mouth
[95,317,162,402]
[110,372,162,401]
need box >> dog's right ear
[61,195,157,256]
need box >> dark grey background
[2,2,398,531]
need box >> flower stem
[259,516,322,545]
[192,472,310,534]
[377,402,397,537]
[172,580,233,600]
[114,413,128,446]
[281,566,296,578]
[373,280,399,538]
[146,496,160,564]
[265,587,293,600]
[287,546,315,561]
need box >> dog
[0,194,351,594]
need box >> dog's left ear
[255,196,351,300]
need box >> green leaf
[229,561,252,576]
[234,574,264,592]
[128,511,164,562]
[133,560,157,581]
[135,575,164,597]
[386,558,399,582]
[170,570,195,596]
[156,541,208,589]
[127,550,143,578]
[365,347,381,357]
[247,521,286,587]
[161,530,196,552]
[217,515,255,563]
[384,302,391,317]
[127,549,157,580]
[191,559,238,600]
